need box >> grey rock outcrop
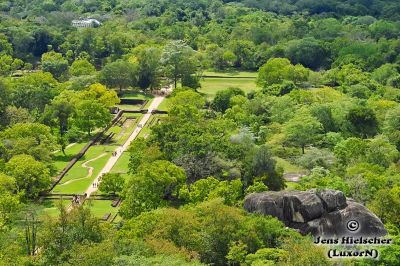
[244,189,387,237]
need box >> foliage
[98,173,125,195]
[120,160,186,218]
[5,154,51,199]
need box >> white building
[71,18,101,28]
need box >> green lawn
[157,97,171,111]
[143,98,155,109]
[107,116,142,146]
[203,71,258,78]
[122,112,143,118]
[199,77,259,99]
[37,199,71,218]
[110,151,130,175]
[52,145,113,194]
[116,104,143,111]
[274,157,305,173]
[53,143,87,173]
[85,200,119,219]
[120,92,154,100]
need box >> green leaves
[120,160,186,218]
[5,154,51,199]
[283,111,323,154]
[257,58,310,89]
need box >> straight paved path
[84,96,165,198]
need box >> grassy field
[37,198,71,218]
[199,74,259,99]
[116,104,142,111]
[137,114,167,139]
[53,143,87,173]
[203,71,258,78]
[274,157,305,173]
[85,200,119,219]
[52,145,113,194]
[120,92,153,100]
[110,151,130,175]
[157,97,171,111]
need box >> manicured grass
[52,145,114,194]
[199,77,259,99]
[106,116,141,146]
[53,143,87,173]
[110,151,130,174]
[143,98,154,109]
[120,92,154,100]
[203,71,258,78]
[136,114,166,139]
[122,112,143,118]
[137,126,151,139]
[85,200,119,219]
[157,97,171,111]
[116,104,143,111]
[52,112,144,194]
[274,157,305,173]
[38,199,71,218]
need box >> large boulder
[244,189,387,237]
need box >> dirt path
[84,95,166,198]
[59,153,107,186]
[52,142,77,154]
[283,172,307,182]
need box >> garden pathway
[59,153,107,186]
[84,96,165,198]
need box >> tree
[82,83,120,108]
[180,177,243,205]
[132,45,162,90]
[368,186,400,227]
[384,105,400,149]
[74,100,111,136]
[4,106,33,126]
[365,135,398,168]
[45,90,76,138]
[41,51,69,79]
[98,173,125,195]
[128,139,164,173]
[5,154,51,199]
[69,58,96,76]
[120,160,186,218]
[334,137,367,166]
[161,40,199,88]
[249,145,284,190]
[371,63,398,85]
[0,173,20,230]
[0,54,24,75]
[228,40,256,69]
[0,122,57,162]
[283,112,323,154]
[346,106,378,138]
[170,90,205,109]
[99,60,138,91]
[9,71,58,112]
[257,58,292,87]
[0,33,13,55]
[257,58,309,88]
[284,37,328,70]
[211,87,245,113]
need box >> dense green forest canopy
[0,0,399,265]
